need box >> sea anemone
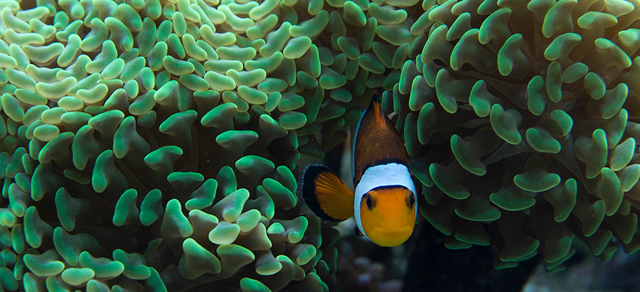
[1,0,639,291]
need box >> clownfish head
[358,186,416,247]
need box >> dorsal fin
[368,95,386,126]
[353,95,385,178]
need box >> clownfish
[302,96,417,247]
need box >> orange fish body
[302,97,417,247]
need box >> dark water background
[332,221,640,292]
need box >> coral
[0,0,351,290]
[2,0,640,290]
[401,0,640,273]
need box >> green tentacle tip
[545,61,562,103]
[250,187,276,220]
[236,155,275,178]
[217,45,257,63]
[0,266,17,290]
[594,38,632,69]
[319,68,347,89]
[0,208,16,228]
[526,75,546,116]
[159,110,198,141]
[22,43,64,64]
[278,111,307,130]
[577,11,618,31]
[541,0,577,38]
[450,134,486,176]
[575,129,608,179]
[293,7,328,33]
[240,278,272,292]
[91,149,128,194]
[86,280,110,291]
[216,130,258,156]
[237,209,262,232]
[209,221,241,245]
[278,93,306,112]
[226,68,266,87]
[145,267,167,292]
[113,116,150,159]
[217,166,239,197]
[544,32,581,61]
[140,189,163,226]
[548,110,573,136]
[454,222,492,246]
[60,268,95,286]
[113,249,151,280]
[255,250,282,276]
[211,188,250,222]
[186,179,217,211]
[53,227,104,266]
[179,238,221,279]
[600,83,628,120]
[275,165,297,193]
[469,80,497,118]
[490,104,522,145]
[161,199,193,239]
[497,33,529,77]
[238,85,268,104]
[514,155,561,192]
[610,138,636,171]
[526,127,561,154]
[543,179,577,223]
[342,0,366,26]
[584,72,607,100]
[429,163,470,200]
[216,244,255,278]
[263,178,297,209]
[144,146,183,174]
[167,172,205,196]
[478,7,511,45]
[163,55,195,76]
[283,36,312,59]
[562,62,588,83]
[543,235,573,265]
[490,186,536,211]
[113,189,139,227]
[455,195,501,222]
[43,270,70,289]
[24,206,53,248]
[619,164,640,192]
[9,183,29,217]
[435,69,469,114]
[580,209,607,246]
[55,187,85,231]
[291,244,317,265]
[2,93,25,122]
[277,216,308,244]
[23,250,64,277]
[79,251,124,278]
[594,168,623,216]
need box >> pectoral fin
[302,165,354,222]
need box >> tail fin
[302,165,354,222]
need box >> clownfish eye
[365,194,374,210]
[405,189,415,208]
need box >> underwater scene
[0,0,640,291]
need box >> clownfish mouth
[368,226,413,247]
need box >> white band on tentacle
[353,163,417,239]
